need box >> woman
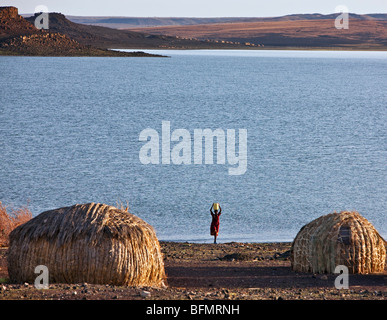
[210,203,222,244]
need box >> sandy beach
[0,241,385,300]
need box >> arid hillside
[62,13,387,30]
[14,12,387,50]
[128,15,387,49]
[23,12,247,49]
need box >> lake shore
[0,47,168,57]
[0,241,385,300]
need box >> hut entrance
[338,225,351,245]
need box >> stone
[141,290,151,298]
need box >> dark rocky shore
[0,242,385,300]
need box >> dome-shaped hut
[291,211,386,274]
[7,203,166,286]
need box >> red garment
[210,212,221,236]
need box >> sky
[3,0,387,17]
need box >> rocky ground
[0,32,166,57]
[0,242,386,300]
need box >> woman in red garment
[210,203,222,244]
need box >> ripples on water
[0,50,386,242]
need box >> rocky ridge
[0,6,163,57]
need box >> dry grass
[116,199,130,212]
[0,201,32,247]
[7,202,166,286]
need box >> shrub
[0,202,32,247]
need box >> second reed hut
[291,211,386,274]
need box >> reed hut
[7,203,166,286]
[291,211,386,274]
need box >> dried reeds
[291,211,386,274]
[0,201,32,247]
[7,203,166,286]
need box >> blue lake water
[0,49,386,243]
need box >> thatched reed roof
[291,211,386,274]
[7,203,166,286]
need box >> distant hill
[64,16,245,29]
[126,13,387,49]
[16,11,387,50]
[53,13,387,30]
[23,13,248,49]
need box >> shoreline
[0,241,385,300]
[2,47,387,57]
[0,48,168,57]
[114,46,387,52]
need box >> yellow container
[213,203,220,211]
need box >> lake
[0,49,386,242]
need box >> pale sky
[3,0,387,17]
